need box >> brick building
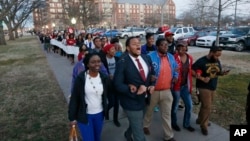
[33,0,175,32]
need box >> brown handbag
[69,125,79,141]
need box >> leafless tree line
[0,0,43,45]
[62,0,102,30]
[178,0,250,46]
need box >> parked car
[158,27,195,41]
[145,27,158,34]
[196,31,217,47]
[196,31,230,47]
[92,29,106,36]
[100,29,119,38]
[176,31,208,46]
[156,25,170,34]
[116,27,146,39]
[219,27,250,51]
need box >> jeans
[171,85,193,128]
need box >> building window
[50,9,55,13]
[51,15,55,18]
[57,3,62,7]
[52,0,58,2]
[119,9,121,13]
[58,9,63,13]
[50,3,54,7]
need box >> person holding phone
[191,47,229,136]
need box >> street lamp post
[52,23,55,31]
[45,25,48,33]
[71,17,76,33]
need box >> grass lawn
[0,36,69,141]
[210,73,249,129]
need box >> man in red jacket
[171,42,195,132]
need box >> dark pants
[108,92,120,121]
[60,48,66,56]
[124,109,146,141]
[53,45,59,53]
[69,54,74,63]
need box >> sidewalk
[43,45,229,141]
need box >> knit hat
[164,31,174,37]
[102,44,114,53]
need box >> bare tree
[19,15,33,37]
[214,0,250,46]
[0,0,19,45]
[180,0,249,46]
[0,18,6,45]
[1,0,43,40]
[62,0,101,30]
[178,10,197,26]
[145,13,161,27]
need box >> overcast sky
[174,0,250,18]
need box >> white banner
[50,39,79,56]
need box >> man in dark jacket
[113,37,155,141]
[101,44,121,127]
[165,31,175,55]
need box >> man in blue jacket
[143,38,178,141]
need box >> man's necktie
[135,58,146,81]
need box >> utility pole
[160,0,167,26]
[234,0,238,26]
[215,0,222,47]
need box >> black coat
[113,54,155,111]
[68,71,109,124]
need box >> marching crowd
[39,30,230,141]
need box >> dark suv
[219,27,250,51]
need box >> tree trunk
[215,0,222,47]
[8,30,15,40]
[82,19,89,32]
[15,30,19,38]
[0,22,7,45]
[6,21,15,40]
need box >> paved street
[42,43,229,141]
